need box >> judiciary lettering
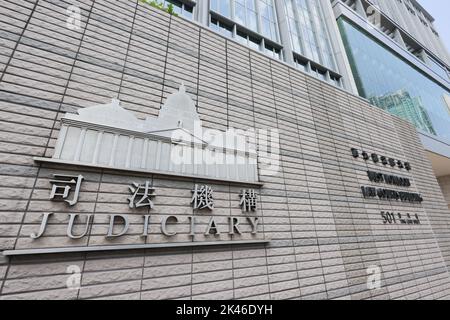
[38,174,263,241]
[49,177,258,212]
[30,214,261,239]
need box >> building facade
[332,0,450,211]
[0,0,450,300]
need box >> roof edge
[410,0,435,23]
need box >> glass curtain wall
[427,54,450,82]
[210,0,281,58]
[211,0,278,42]
[206,0,343,87]
[338,18,450,140]
[283,0,336,71]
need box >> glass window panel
[261,18,270,39]
[211,0,231,17]
[237,29,248,44]
[209,0,281,56]
[236,2,246,24]
[258,0,278,42]
[248,36,261,50]
[248,10,258,31]
[210,17,220,32]
[163,0,194,19]
[283,0,335,69]
[220,21,233,38]
[338,18,450,140]
[183,7,193,19]
[274,50,281,60]
[427,55,450,81]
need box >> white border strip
[33,157,264,187]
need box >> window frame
[210,0,281,43]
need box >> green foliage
[139,0,179,17]
[166,3,175,15]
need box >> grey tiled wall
[438,176,450,209]
[1,0,450,300]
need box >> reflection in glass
[426,54,450,81]
[338,18,450,140]
[370,90,436,135]
[444,94,450,115]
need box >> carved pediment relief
[66,98,142,131]
[66,83,202,139]
[53,84,259,184]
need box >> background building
[331,0,450,211]
[1,0,450,300]
[194,0,450,212]
[165,1,450,167]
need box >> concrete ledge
[419,131,450,159]
[3,240,270,256]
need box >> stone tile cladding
[1,0,450,300]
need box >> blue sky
[419,0,450,51]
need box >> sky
[419,0,450,51]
